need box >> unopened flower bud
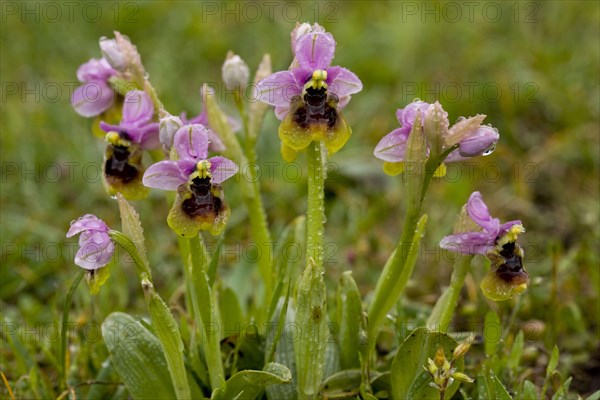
[452,372,474,383]
[423,101,449,157]
[453,339,473,359]
[222,51,249,91]
[159,110,183,151]
[99,38,127,70]
[458,125,499,157]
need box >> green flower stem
[109,231,191,400]
[60,269,85,389]
[294,141,328,400]
[306,141,326,271]
[426,255,473,331]
[206,92,274,309]
[144,79,164,112]
[236,99,273,308]
[189,235,225,391]
[366,155,442,357]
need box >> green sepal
[86,262,113,295]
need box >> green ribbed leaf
[101,312,176,400]
[336,271,363,370]
[211,363,291,400]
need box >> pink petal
[122,90,154,125]
[71,81,115,117]
[137,123,160,150]
[67,214,108,237]
[467,192,500,234]
[254,71,300,107]
[327,67,363,100]
[439,232,494,255]
[295,31,336,70]
[373,127,411,162]
[209,156,238,184]
[75,238,114,270]
[76,58,115,82]
[458,126,499,157]
[143,161,187,190]
[173,124,210,160]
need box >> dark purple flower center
[182,177,223,218]
[495,242,527,283]
[105,143,138,183]
[293,87,338,129]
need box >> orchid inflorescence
[65,24,530,400]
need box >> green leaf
[507,330,524,372]
[219,286,244,333]
[101,312,177,400]
[211,363,291,400]
[484,311,502,357]
[585,390,600,400]
[268,215,304,321]
[519,380,537,400]
[477,370,512,400]
[551,376,571,400]
[265,284,292,364]
[546,345,560,377]
[265,303,297,400]
[85,359,116,400]
[207,237,222,286]
[116,193,149,268]
[142,280,191,399]
[336,271,364,370]
[390,327,462,400]
[319,369,362,398]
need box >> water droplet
[412,97,422,102]
[482,145,496,156]
[455,116,466,123]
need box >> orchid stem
[426,255,473,331]
[188,235,224,391]
[306,141,326,271]
[366,156,442,359]
[60,269,85,390]
[293,141,328,400]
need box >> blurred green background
[1,0,599,397]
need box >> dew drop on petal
[482,145,496,156]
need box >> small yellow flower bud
[452,372,474,384]
[453,339,473,359]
